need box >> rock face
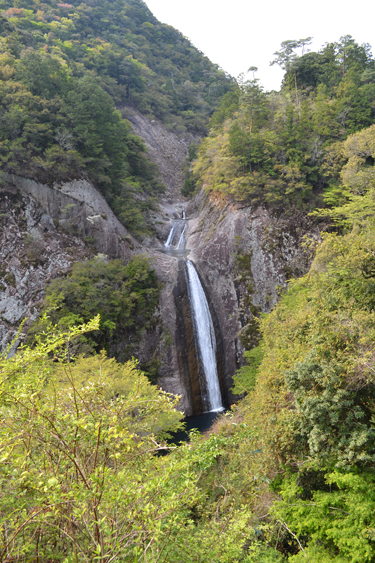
[0,172,140,353]
[124,107,200,198]
[0,184,92,350]
[134,251,193,415]
[4,173,138,260]
[183,189,321,404]
[136,187,320,415]
[0,174,319,416]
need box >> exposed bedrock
[0,183,93,350]
[3,173,139,260]
[123,107,200,198]
[184,189,321,401]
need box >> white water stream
[164,221,186,249]
[185,260,223,412]
[164,209,223,412]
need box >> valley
[1,1,375,560]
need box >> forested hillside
[3,8,375,560]
[0,0,232,234]
[192,36,375,211]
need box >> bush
[28,254,160,364]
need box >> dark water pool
[169,410,225,444]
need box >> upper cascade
[164,220,186,249]
[164,207,187,250]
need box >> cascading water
[185,260,223,412]
[164,208,223,412]
[164,220,186,249]
[177,224,186,249]
[164,222,178,248]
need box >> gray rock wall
[184,189,320,401]
[123,107,199,198]
[0,184,92,349]
[4,173,138,260]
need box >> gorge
[2,1,375,559]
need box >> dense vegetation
[192,36,375,211]
[0,321,279,562]
[3,13,375,561]
[222,52,375,560]
[0,0,232,236]
[28,254,160,372]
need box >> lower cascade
[164,209,223,413]
[185,260,223,412]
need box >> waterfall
[164,213,223,413]
[164,220,186,249]
[185,260,223,412]
[177,224,186,249]
[164,222,178,248]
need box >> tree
[0,320,194,562]
[29,255,160,366]
[15,52,70,99]
[271,38,313,109]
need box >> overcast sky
[145,0,375,91]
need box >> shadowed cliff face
[174,260,203,414]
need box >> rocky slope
[123,107,200,199]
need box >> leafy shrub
[29,254,160,365]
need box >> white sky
[145,0,375,91]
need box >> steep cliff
[183,189,321,403]
[0,183,92,349]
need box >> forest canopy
[0,0,233,236]
[191,36,375,212]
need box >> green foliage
[232,345,264,394]
[0,321,198,562]
[194,37,375,210]
[29,254,160,367]
[236,220,375,558]
[0,0,232,134]
[0,55,162,235]
[273,470,375,562]
[209,88,240,128]
[181,142,200,196]
[0,322,287,562]
[312,124,375,228]
[248,227,375,466]
[285,350,375,466]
